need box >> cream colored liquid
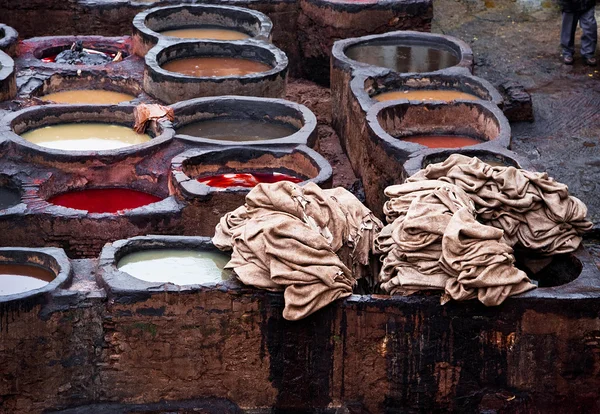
[162,57,272,77]
[161,27,249,41]
[375,89,481,102]
[21,123,151,151]
[118,249,232,285]
[41,90,136,104]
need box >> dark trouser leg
[561,11,579,57]
[579,6,598,58]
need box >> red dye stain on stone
[197,172,303,188]
[48,188,162,213]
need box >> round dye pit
[20,123,151,151]
[173,96,315,146]
[132,4,272,56]
[144,41,288,103]
[403,148,529,178]
[0,263,56,296]
[40,90,136,105]
[117,249,232,285]
[0,248,71,304]
[47,188,162,214]
[161,56,272,77]
[345,42,459,73]
[374,89,480,102]
[40,47,120,65]
[35,42,128,66]
[4,104,174,158]
[369,100,511,152]
[177,118,298,142]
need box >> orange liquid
[162,57,272,77]
[41,90,136,104]
[401,135,481,148]
[375,90,480,102]
[160,27,249,41]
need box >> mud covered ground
[286,79,360,193]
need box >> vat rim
[170,95,317,147]
[98,235,239,295]
[332,30,474,76]
[145,38,288,82]
[169,144,333,197]
[365,98,512,154]
[0,247,72,305]
[132,3,273,46]
[350,68,505,114]
[0,103,176,160]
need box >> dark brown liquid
[400,135,481,148]
[0,187,20,210]
[177,119,298,141]
[345,43,459,73]
[0,263,56,296]
[162,57,272,77]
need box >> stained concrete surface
[432,0,600,231]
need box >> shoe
[562,55,574,65]
[584,57,597,66]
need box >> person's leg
[579,6,598,63]
[561,11,579,62]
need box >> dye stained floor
[432,0,600,231]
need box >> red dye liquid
[197,172,303,188]
[48,188,162,213]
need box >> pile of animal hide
[375,154,593,305]
[213,181,383,320]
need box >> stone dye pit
[170,145,332,235]
[132,4,273,57]
[2,104,171,156]
[0,1,599,413]
[0,247,71,304]
[144,40,288,103]
[104,235,232,290]
[172,96,317,147]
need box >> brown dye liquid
[160,27,249,40]
[162,57,271,77]
[401,135,482,148]
[0,263,56,296]
[345,44,459,73]
[177,118,297,141]
[374,89,480,102]
[41,90,136,104]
